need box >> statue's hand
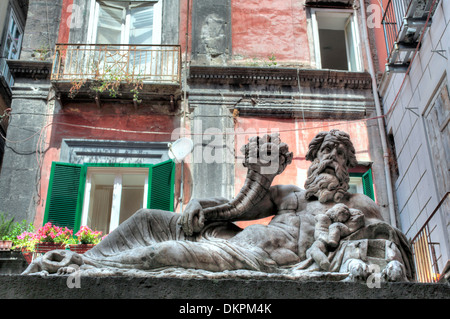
[240,133,293,179]
[178,199,205,236]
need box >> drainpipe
[358,0,397,228]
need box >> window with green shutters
[43,160,175,233]
[349,169,375,201]
[148,160,176,211]
[44,162,86,231]
[361,169,375,201]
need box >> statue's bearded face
[304,141,350,203]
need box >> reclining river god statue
[23,130,415,282]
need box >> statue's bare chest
[276,191,348,219]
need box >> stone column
[0,61,52,222]
[0,0,62,222]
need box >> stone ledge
[188,66,373,90]
[1,275,448,299]
[7,60,53,80]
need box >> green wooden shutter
[43,162,86,232]
[362,169,375,201]
[148,159,175,211]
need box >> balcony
[382,0,439,73]
[51,44,182,108]
[411,192,449,283]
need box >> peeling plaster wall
[191,0,232,65]
[231,0,310,65]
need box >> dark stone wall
[0,275,449,299]
[20,0,63,61]
[0,78,51,222]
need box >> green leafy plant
[0,213,15,240]
[15,229,37,252]
[32,45,51,61]
[73,226,103,245]
[8,220,35,243]
[0,215,36,251]
[266,53,277,66]
[243,53,278,67]
[33,222,73,244]
[69,61,144,103]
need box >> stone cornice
[6,60,53,80]
[188,65,372,90]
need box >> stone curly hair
[305,129,358,168]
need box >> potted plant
[67,226,103,254]
[15,230,37,264]
[0,213,15,251]
[34,222,73,254]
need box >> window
[310,9,362,72]
[0,9,23,88]
[43,160,175,234]
[348,169,375,201]
[88,0,162,45]
[75,0,168,84]
[81,167,149,234]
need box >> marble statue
[23,130,415,282]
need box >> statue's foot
[382,260,407,282]
[41,250,84,274]
[342,259,369,282]
[22,250,85,275]
[319,259,331,271]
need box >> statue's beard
[304,158,350,203]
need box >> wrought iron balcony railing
[52,44,181,83]
[51,44,182,106]
[411,192,449,283]
[381,0,438,72]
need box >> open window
[88,0,162,45]
[348,168,375,201]
[0,8,23,88]
[81,167,149,234]
[310,9,362,72]
[43,160,175,234]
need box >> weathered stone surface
[0,274,448,299]
[21,131,415,285]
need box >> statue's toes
[382,260,407,282]
[345,259,369,282]
[41,250,81,273]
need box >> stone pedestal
[0,275,448,299]
[0,252,29,275]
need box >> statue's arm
[180,133,294,235]
[348,193,384,222]
[178,186,280,236]
[200,186,277,222]
[178,197,230,236]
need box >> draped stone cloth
[80,208,415,281]
[81,209,277,272]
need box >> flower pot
[35,242,66,254]
[68,244,95,254]
[0,240,13,251]
[21,248,34,264]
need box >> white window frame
[1,9,23,88]
[81,167,149,233]
[310,8,362,72]
[2,9,23,59]
[348,176,364,194]
[86,0,162,45]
